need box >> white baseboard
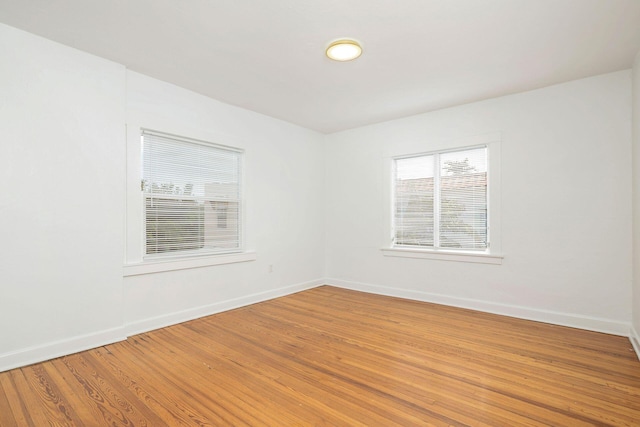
[0,279,325,373]
[125,279,325,337]
[0,327,126,373]
[631,326,640,361]
[326,279,631,336]
[2,278,631,373]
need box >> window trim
[125,123,253,272]
[123,251,257,276]
[382,133,502,264]
[381,247,502,264]
[141,129,244,260]
[393,144,489,251]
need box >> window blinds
[394,146,487,250]
[142,131,242,257]
[438,147,487,249]
[394,155,435,246]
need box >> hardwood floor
[1,286,639,426]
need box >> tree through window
[394,146,487,250]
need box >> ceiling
[1,0,640,134]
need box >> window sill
[381,247,503,265]
[123,251,257,276]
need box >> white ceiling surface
[1,1,640,134]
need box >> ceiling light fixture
[326,39,362,62]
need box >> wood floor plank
[135,329,306,426]
[0,370,39,427]
[95,344,224,426]
[89,346,207,426]
[154,323,401,426]
[292,289,637,372]
[290,288,640,424]
[58,351,169,426]
[42,359,97,426]
[1,285,640,426]
[9,366,71,427]
[261,293,640,423]
[105,339,238,426]
[219,302,593,427]
[173,321,447,426]
[0,377,19,427]
[24,363,86,427]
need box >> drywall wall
[0,20,635,371]
[122,73,325,332]
[632,50,640,355]
[324,71,633,334]
[0,23,326,371]
[0,23,127,370]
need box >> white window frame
[141,129,244,259]
[381,133,502,265]
[124,124,255,276]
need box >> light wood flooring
[1,285,640,426]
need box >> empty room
[2,0,640,425]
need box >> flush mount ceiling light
[326,39,362,62]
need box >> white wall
[325,71,633,335]
[122,72,326,333]
[0,22,636,372]
[0,23,326,371]
[632,51,640,354]
[0,24,127,370]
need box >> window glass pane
[142,131,241,257]
[143,136,239,198]
[394,155,434,246]
[145,198,205,254]
[439,147,487,249]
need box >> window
[142,130,242,258]
[393,146,488,251]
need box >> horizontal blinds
[394,146,487,251]
[394,155,435,246]
[439,147,487,249]
[142,131,242,257]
